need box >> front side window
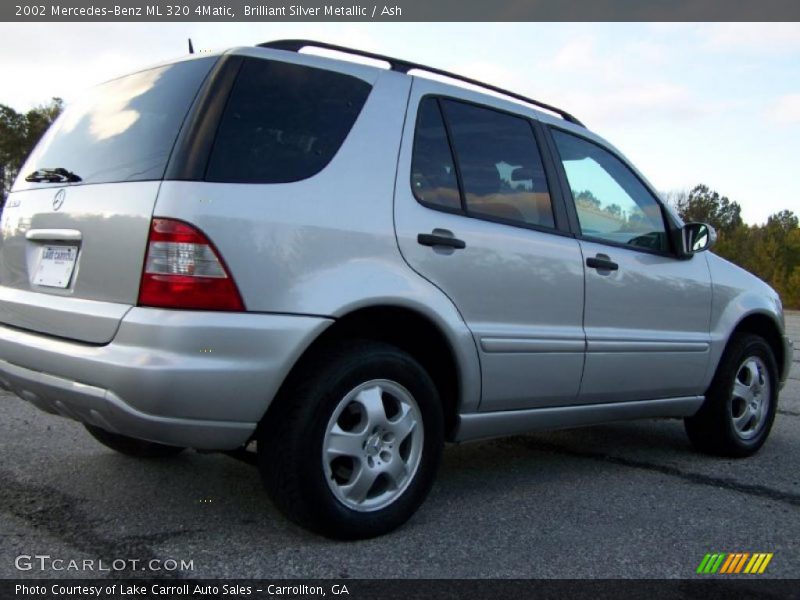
[206,58,371,183]
[551,130,669,252]
[441,100,555,229]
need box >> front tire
[84,424,185,458]
[258,340,444,539]
[685,333,778,457]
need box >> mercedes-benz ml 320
[0,40,792,538]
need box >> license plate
[33,245,78,288]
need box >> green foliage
[674,184,743,234]
[672,184,800,309]
[0,98,63,199]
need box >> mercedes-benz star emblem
[52,189,66,211]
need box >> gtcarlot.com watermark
[15,554,194,573]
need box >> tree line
[0,98,62,198]
[1,99,798,309]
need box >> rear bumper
[0,308,331,449]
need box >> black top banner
[4,0,800,21]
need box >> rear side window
[206,58,372,183]
[411,98,460,210]
[441,99,555,229]
[17,57,216,186]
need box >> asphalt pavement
[1,314,798,579]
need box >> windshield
[15,56,216,188]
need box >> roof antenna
[188,38,195,54]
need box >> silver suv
[1,40,792,539]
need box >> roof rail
[257,39,585,127]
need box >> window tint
[206,58,371,183]
[552,130,668,252]
[410,98,460,210]
[18,57,216,186]
[441,100,555,229]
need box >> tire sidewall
[84,424,184,458]
[296,347,443,538]
[720,337,778,452]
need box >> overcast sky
[1,22,798,224]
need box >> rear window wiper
[25,168,82,183]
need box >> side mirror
[681,222,717,256]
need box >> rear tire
[258,340,443,540]
[684,333,778,457]
[84,424,185,458]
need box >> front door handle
[586,254,618,271]
[417,231,466,250]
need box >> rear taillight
[138,218,244,311]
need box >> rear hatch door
[0,55,217,343]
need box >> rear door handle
[417,232,466,250]
[586,254,618,271]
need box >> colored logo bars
[697,553,773,575]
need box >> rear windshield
[16,56,215,187]
[205,57,372,183]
